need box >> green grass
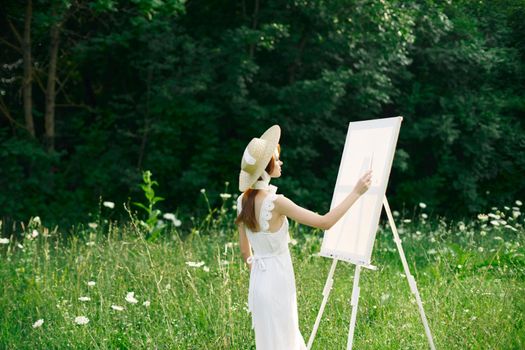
[0,206,524,349]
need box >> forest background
[1,0,524,231]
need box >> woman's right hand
[354,169,372,195]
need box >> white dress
[237,185,307,350]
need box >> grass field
[0,201,524,349]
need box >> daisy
[125,292,138,304]
[74,316,89,325]
[32,319,44,328]
[185,261,205,268]
[103,201,115,209]
[163,213,182,227]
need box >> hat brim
[239,125,281,192]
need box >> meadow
[0,192,524,349]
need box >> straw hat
[239,125,281,192]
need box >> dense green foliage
[0,204,524,348]
[1,0,524,229]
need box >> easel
[306,196,436,350]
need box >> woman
[235,125,372,349]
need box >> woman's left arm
[238,224,252,271]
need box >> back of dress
[236,184,291,256]
[236,184,307,350]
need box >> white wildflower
[458,222,466,231]
[74,316,89,325]
[32,229,39,238]
[33,216,41,226]
[163,213,182,227]
[516,200,522,206]
[427,249,437,255]
[504,206,510,211]
[290,238,298,246]
[87,281,96,287]
[493,236,503,241]
[513,211,521,219]
[200,188,206,193]
[504,225,518,232]
[143,300,150,307]
[478,247,484,252]
[220,193,232,200]
[490,220,500,226]
[477,214,488,221]
[165,283,171,291]
[203,266,210,272]
[32,319,44,328]
[480,231,487,236]
[111,305,124,311]
[86,241,96,246]
[416,231,421,235]
[232,204,237,211]
[419,202,427,209]
[17,243,23,249]
[88,222,98,229]
[0,238,9,244]
[103,201,115,209]
[78,296,91,302]
[185,261,205,268]
[403,219,411,223]
[421,213,428,219]
[125,292,138,304]
[393,210,400,217]
[488,213,500,219]
[163,213,176,221]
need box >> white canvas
[319,116,403,266]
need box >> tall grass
[0,198,523,349]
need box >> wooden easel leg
[383,196,437,350]
[346,264,361,350]
[307,259,338,350]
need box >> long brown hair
[235,144,280,232]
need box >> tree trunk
[248,0,259,59]
[23,0,34,137]
[45,9,60,152]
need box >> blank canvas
[319,116,403,266]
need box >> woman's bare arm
[238,223,252,271]
[274,170,372,231]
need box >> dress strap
[236,194,243,216]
